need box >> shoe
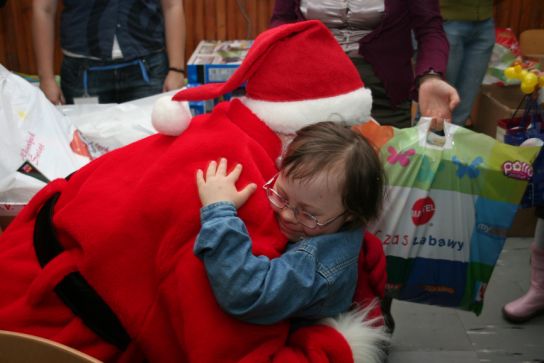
[502,243,544,323]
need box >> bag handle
[417,117,457,150]
[510,94,527,122]
[528,95,544,131]
[510,93,543,131]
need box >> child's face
[266,170,348,241]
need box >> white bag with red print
[0,64,90,215]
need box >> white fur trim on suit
[320,301,390,363]
[241,87,372,134]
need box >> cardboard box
[185,82,246,116]
[507,208,537,237]
[473,84,527,138]
[474,85,537,237]
[186,40,252,115]
[186,40,253,84]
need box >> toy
[504,61,544,94]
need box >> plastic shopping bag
[484,28,541,85]
[60,101,159,159]
[0,64,90,215]
[355,118,540,314]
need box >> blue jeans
[61,51,168,104]
[444,19,495,125]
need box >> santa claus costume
[0,20,388,363]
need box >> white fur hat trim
[241,87,372,134]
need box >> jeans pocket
[61,57,88,101]
[143,51,168,85]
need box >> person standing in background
[503,210,544,323]
[270,0,460,130]
[440,0,495,127]
[32,0,186,105]
[503,138,544,323]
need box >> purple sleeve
[269,0,300,28]
[409,0,449,78]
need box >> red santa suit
[0,20,387,363]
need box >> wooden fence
[0,0,543,75]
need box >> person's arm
[410,0,459,129]
[32,0,65,105]
[160,0,186,92]
[194,202,326,324]
[418,76,459,129]
[269,0,299,28]
[194,158,324,324]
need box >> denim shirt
[60,0,165,60]
[194,202,363,325]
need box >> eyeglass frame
[262,173,347,229]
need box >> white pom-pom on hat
[151,95,192,136]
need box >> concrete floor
[387,237,544,363]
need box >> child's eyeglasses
[262,174,346,229]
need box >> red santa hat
[152,20,372,136]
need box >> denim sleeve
[194,202,327,325]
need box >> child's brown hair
[281,121,385,229]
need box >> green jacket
[440,0,494,21]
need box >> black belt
[33,192,130,350]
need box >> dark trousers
[61,51,168,104]
[351,57,412,129]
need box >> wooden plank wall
[0,0,37,74]
[495,0,544,34]
[0,0,543,75]
[184,0,275,57]
[0,0,63,74]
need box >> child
[194,121,385,324]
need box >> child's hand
[196,158,257,209]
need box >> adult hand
[418,76,460,130]
[39,77,65,105]
[162,71,185,92]
[196,158,257,208]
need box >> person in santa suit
[0,20,388,363]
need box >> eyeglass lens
[265,189,318,228]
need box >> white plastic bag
[63,102,157,159]
[0,64,89,214]
[58,90,182,159]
